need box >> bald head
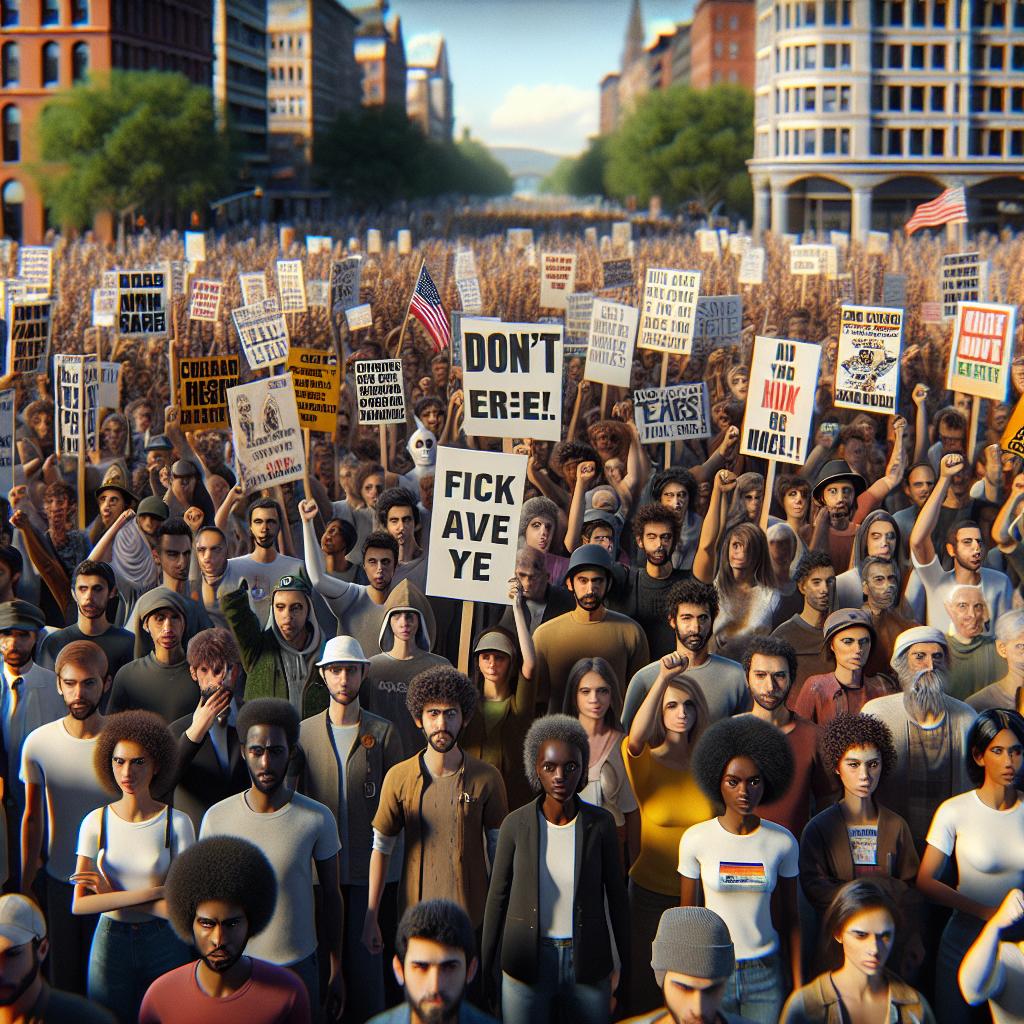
[945,584,988,641]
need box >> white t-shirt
[76,805,196,921]
[960,940,1024,1024]
[538,813,576,939]
[678,817,799,960]
[910,554,1013,637]
[21,720,109,880]
[926,790,1024,908]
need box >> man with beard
[496,547,573,637]
[862,626,977,852]
[0,893,113,1022]
[140,836,309,1023]
[944,584,1007,703]
[910,454,1013,633]
[622,579,748,729]
[19,641,110,993]
[859,557,916,678]
[295,636,404,1023]
[809,460,867,571]
[969,610,1024,712]
[200,698,345,1017]
[90,465,135,544]
[363,668,507,957]
[370,899,496,1024]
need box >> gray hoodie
[270,591,323,710]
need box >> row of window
[269,35,305,53]
[712,41,742,60]
[772,0,1024,31]
[774,0,852,29]
[269,64,304,84]
[1,39,88,88]
[776,125,852,157]
[2,106,19,162]
[268,95,306,117]
[970,84,1024,113]
[1,0,88,27]
[226,14,264,52]
[773,83,852,114]
[776,41,852,72]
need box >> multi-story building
[648,29,678,91]
[599,71,621,136]
[267,0,359,185]
[1,0,213,243]
[213,0,267,183]
[690,0,756,88]
[406,33,452,141]
[672,21,693,86]
[750,0,1024,239]
[352,0,406,109]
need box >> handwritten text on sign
[946,302,1016,402]
[638,268,701,354]
[355,358,406,425]
[634,383,710,444]
[584,299,637,388]
[540,253,577,310]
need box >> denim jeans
[87,915,192,1024]
[501,938,611,1024]
[45,875,97,996]
[721,952,785,1024]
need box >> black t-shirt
[608,565,690,659]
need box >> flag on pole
[904,186,967,235]
[409,263,451,352]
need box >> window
[910,85,924,110]
[871,125,883,154]
[872,42,884,68]
[1013,87,1024,112]
[840,85,850,110]
[824,0,838,23]
[890,1,904,25]
[991,1,1006,26]
[42,42,59,86]
[41,0,58,25]
[804,44,816,68]
[1012,130,1023,157]
[911,45,924,69]
[930,128,944,156]
[729,14,739,29]
[804,86,816,111]
[970,85,985,112]
[989,130,1003,156]
[0,0,16,26]
[1016,0,1024,27]
[909,128,924,155]
[888,44,903,69]
[824,43,837,68]
[713,41,723,59]
[990,87,1004,112]
[1013,46,1024,72]
[887,128,902,155]
[932,45,946,69]
[728,42,739,59]
[887,85,902,111]
[803,129,815,155]
[72,0,88,23]
[72,42,88,82]
[840,44,851,68]
[823,128,838,154]
[824,85,839,112]
[911,0,926,25]
[840,128,850,154]
[1,42,18,86]
[870,83,883,109]
[991,47,1005,71]
[934,1,947,26]
[2,105,19,162]
[931,85,945,111]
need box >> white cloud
[485,83,597,153]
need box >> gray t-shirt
[226,553,304,627]
[364,651,452,758]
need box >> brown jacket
[781,970,935,1023]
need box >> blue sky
[391,0,697,155]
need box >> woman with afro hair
[798,713,923,978]
[72,710,196,1024]
[678,714,800,1024]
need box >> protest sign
[426,446,527,606]
[822,245,840,279]
[540,253,577,310]
[329,257,362,312]
[167,260,189,298]
[345,304,373,331]
[740,336,821,464]
[227,375,305,492]
[54,354,98,455]
[279,226,295,252]
[92,288,117,328]
[611,222,632,249]
[867,231,890,255]
[306,235,332,255]
[697,230,720,257]
[693,295,742,355]
[461,318,564,442]
[0,389,13,498]
[184,231,206,264]
[450,312,498,369]
[397,229,412,255]
[601,258,634,291]
[946,302,1016,401]
[286,347,340,431]
[1001,395,1024,458]
[17,247,52,295]
[189,279,223,322]
[232,297,289,369]
[637,268,701,354]
[565,292,594,348]
[176,355,238,430]
[942,252,988,319]
[727,234,751,257]
[454,250,477,282]
[0,240,9,270]
[456,276,482,315]
[585,227,598,246]
[276,259,307,313]
[922,301,944,324]
[790,245,828,275]
[306,280,329,308]
[117,270,167,335]
[834,305,903,414]
[239,272,267,306]
[738,247,765,286]
[355,358,406,425]
[4,298,51,376]
[584,299,637,388]
[882,273,906,308]
[366,229,382,254]
[506,228,533,250]
[830,231,850,250]
[634,383,711,444]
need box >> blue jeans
[721,952,785,1024]
[87,915,192,1024]
[501,938,611,1024]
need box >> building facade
[353,0,406,109]
[749,0,1024,239]
[406,33,452,141]
[599,71,621,136]
[690,0,756,88]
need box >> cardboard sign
[306,280,329,308]
[601,258,634,291]
[98,362,121,408]
[867,231,890,255]
[693,295,742,354]
[366,229,382,254]
[946,302,1016,401]
[611,222,632,249]
[227,374,306,492]
[638,268,701,354]
[276,260,307,313]
[584,299,637,388]
[345,304,373,331]
[834,305,903,414]
[278,226,295,252]
[329,257,362,312]
[426,446,527,606]
[942,252,988,320]
[566,293,595,347]
[306,235,332,255]
[286,347,340,431]
[232,297,289,370]
[790,245,828,275]
[355,358,406,425]
[239,272,267,306]
[585,227,598,246]
[54,354,98,455]
[396,229,412,255]
[117,270,166,335]
[184,231,206,264]
[176,355,238,430]
[0,389,14,498]
[17,247,52,295]
[189,279,223,322]
[830,231,850,250]
[738,247,765,286]
[168,260,189,298]
[540,253,577,310]
[882,273,906,308]
[454,250,477,282]
[697,229,721,256]
[740,336,821,464]
[450,312,499,370]
[461,318,564,442]
[634,383,711,444]
[727,234,751,257]
[92,288,117,328]
[5,298,51,375]
[456,276,483,315]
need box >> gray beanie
[519,496,559,539]
[651,907,735,985]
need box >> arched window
[1,42,19,86]
[41,0,59,25]
[0,1,18,28]
[2,106,20,163]
[72,42,88,82]
[72,0,88,24]
[1,179,24,242]
[42,42,59,86]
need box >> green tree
[30,70,230,228]
[540,136,608,198]
[605,84,753,217]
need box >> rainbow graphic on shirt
[718,861,767,890]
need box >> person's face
[193,899,249,975]
[831,626,872,672]
[195,531,227,578]
[0,628,35,670]
[43,493,71,529]
[727,534,748,573]
[243,723,290,794]
[321,662,365,705]
[137,513,162,537]
[131,405,153,432]
[997,631,1024,678]
[146,450,172,472]
[939,422,966,455]
[417,702,463,753]
[0,938,43,1007]
[249,509,280,549]
[386,505,415,548]
[768,534,795,569]
[671,603,713,654]
[588,524,615,552]
[946,590,987,639]
[97,490,126,526]
[799,566,835,613]
[514,561,547,600]
[395,937,473,1024]
[567,357,584,382]
[865,520,897,559]
[837,743,882,800]
[569,569,607,611]
[747,653,792,712]
[841,437,866,470]
[592,428,616,459]
[30,411,52,439]
[661,970,728,1024]
[101,418,126,452]
[720,754,764,816]
[905,642,946,672]
[640,520,675,566]
[363,547,396,592]
[660,482,689,516]
[949,527,984,572]
[273,593,308,645]
[975,727,1024,788]
[662,685,697,735]
[57,661,107,720]
[836,908,895,980]
[391,610,418,644]
[526,516,553,552]
[190,659,236,707]
[171,471,197,502]
[823,482,854,517]
[112,738,156,796]
[144,609,185,653]
[783,487,807,521]
[863,563,898,609]
[72,574,110,621]
[361,473,384,508]
[156,535,192,582]
[320,521,344,557]
[477,650,510,685]
[728,371,749,400]
[786,315,810,340]
[905,466,936,508]
[536,738,582,804]
[576,670,612,724]
[431,360,449,389]
[991,404,1010,433]
[741,487,761,521]
[420,406,444,436]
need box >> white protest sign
[697,229,721,256]
[167,259,189,298]
[239,272,267,306]
[117,270,167,335]
[184,231,206,264]
[830,231,850,250]
[506,228,533,250]
[227,374,306,492]
[565,293,595,348]
[91,288,117,328]
[355,358,406,425]
[396,229,412,255]
[585,227,598,246]
[17,247,52,295]
[0,389,13,498]
[867,231,890,255]
[456,276,483,315]
[366,229,382,254]
[727,234,751,257]
[98,361,121,408]
[738,247,765,286]
[540,253,577,310]
[330,257,362,312]
[54,354,98,455]
[276,259,307,312]
[189,279,223,322]
[946,302,1016,402]
[637,268,702,354]
[5,298,51,375]
[942,252,988,320]
[426,446,527,606]
[740,336,821,464]
[585,299,637,388]
[345,304,373,331]
[611,222,632,249]
[306,280,329,307]
[790,245,828,275]
[306,235,332,255]
[454,250,477,282]
[834,305,903,414]
[461,318,564,442]
[634,383,711,444]
[232,297,289,370]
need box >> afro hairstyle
[406,666,478,722]
[94,710,178,795]
[692,715,794,808]
[819,712,898,783]
[235,698,300,750]
[523,715,590,794]
[164,837,277,944]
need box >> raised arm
[960,888,1024,1008]
[690,425,739,484]
[910,453,962,565]
[508,576,536,684]
[692,469,736,583]
[626,652,689,757]
[88,507,137,563]
[565,460,596,553]
[214,483,245,533]
[299,500,363,607]
[911,382,930,466]
[863,417,908,503]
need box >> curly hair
[819,713,898,783]
[94,711,179,796]
[395,899,476,963]
[792,550,834,586]
[663,578,720,623]
[406,666,478,722]
[354,461,385,495]
[586,420,630,460]
[186,627,240,672]
[741,635,798,684]
[164,837,277,944]
[523,714,590,794]
[650,468,697,509]
[362,530,399,561]
[236,698,300,750]
[378,487,420,526]
[692,716,794,808]
[632,503,681,547]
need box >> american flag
[409,263,451,352]
[904,186,968,235]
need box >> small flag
[409,263,451,353]
[904,186,967,236]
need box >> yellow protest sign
[285,346,340,432]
